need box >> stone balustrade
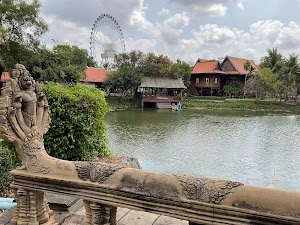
[10,169,300,225]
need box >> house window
[205,78,209,84]
[214,78,218,84]
[195,78,199,83]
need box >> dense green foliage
[0,141,20,190]
[104,51,192,95]
[105,51,143,95]
[28,44,95,82]
[223,82,242,97]
[0,1,95,82]
[0,0,48,72]
[170,59,192,86]
[258,48,300,101]
[41,83,110,160]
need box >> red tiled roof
[81,67,107,83]
[224,56,259,75]
[192,59,225,74]
[1,72,10,81]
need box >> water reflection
[105,109,300,191]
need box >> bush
[41,83,111,161]
[224,82,242,97]
[0,141,20,191]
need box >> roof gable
[81,67,107,83]
[192,59,224,74]
[221,56,259,75]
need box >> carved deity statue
[0,65,46,168]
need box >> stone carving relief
[176,175,243,204]
[74,161,124,183]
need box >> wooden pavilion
[139,77,186,109]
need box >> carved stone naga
[2,65,299,225]
[0,64,77,177]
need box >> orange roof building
[1,72,10,82]
[190,56,259,96]
[80,67,107,88]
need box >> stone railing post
[10,188,19,225]
[84,200,117,225]
[10,187,53,225]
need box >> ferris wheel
[90,14,126,67]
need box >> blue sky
[39,0,300,65]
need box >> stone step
[157,102,172,109]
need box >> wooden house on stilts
[139,77,186,109]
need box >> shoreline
[106,96,300,114]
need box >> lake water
[105,109,300,191]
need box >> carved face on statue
[23,132,45,156]
[20,74,33,90]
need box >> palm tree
[260,48,284,74]
[283,54,300,101]
[260,48,285,100]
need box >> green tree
[223,82,241,97]
[140,53,173,77]
[170,59,192,86]
[41,83,110,161]
[113,50,144,69]
[0,0,48,72]
[26,44,95,82]
[243,60,255,98]
[259,48,286,100]
[258,68,281,98]
[283,54,300,101]
[105,51,143,96]
[105,51,144,95]
[260,48,284,74]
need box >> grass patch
[183,98,300,113]
[106,96,139,110]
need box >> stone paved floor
[61,206,188,225]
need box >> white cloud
[159,20,300,63]
[274,21,300,50]
[41,15,91,49]
[126,37,158,53]
[157,8,171,17]
[128,0,158,36]
[192,24,238,44]
[168,0,244,16]
[250,20,284,43]
[231,0,244,10]
[158,13,190,44]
